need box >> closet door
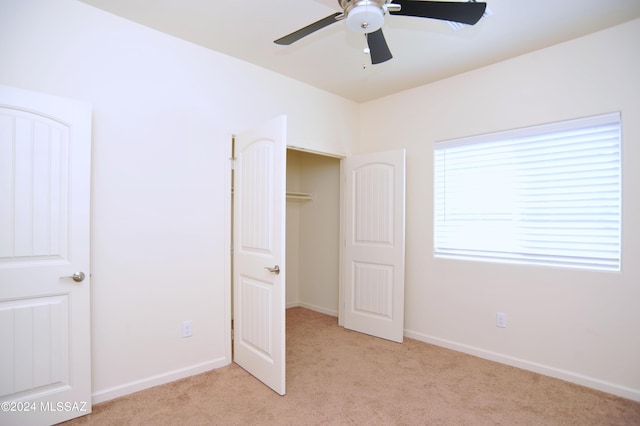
[233,116,287,395]
[343,149,406,343]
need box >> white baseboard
[288,301,338,317]
[404,329,640,402]
[91,357,229,404]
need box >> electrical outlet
[182,320,193,337]
[496,312,507,328]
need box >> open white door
[343,149,406,343]
[0,85,92,425]
[233,116,287,395]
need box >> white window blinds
[434,113,621,271]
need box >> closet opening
[229,123,405,393]
[229,142,344,361]
[285,148,342,317]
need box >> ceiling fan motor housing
[340,0,388,33]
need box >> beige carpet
[62,307,640,425]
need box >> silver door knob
[264,265,280,275]
[59,271,86,282]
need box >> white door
[343,149,406,343]
[233,116,287,395]
[0,85,92,425]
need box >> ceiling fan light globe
[346,5,384,33]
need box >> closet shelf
[286,192,314,201]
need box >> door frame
[223,130,233,364]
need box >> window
[434,113,621,271]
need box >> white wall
[286,151,302,307]
[0,0,358,403]
[297,151,341,315]
[358,18,640,400]
[286,150,341,316]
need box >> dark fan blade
[391,1,486,25]
[274,13,342,45]
[367,29,393,65]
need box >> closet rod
[286,192,314,201]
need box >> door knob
[59,271,86,283]
[264,265,280,275]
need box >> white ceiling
[79,0,640,103]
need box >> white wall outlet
[182,320,193,337]
[496,312,507,328]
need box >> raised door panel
[0,111,69,263]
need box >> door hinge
[229,157,237,170]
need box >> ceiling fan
[274,0,487,64]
